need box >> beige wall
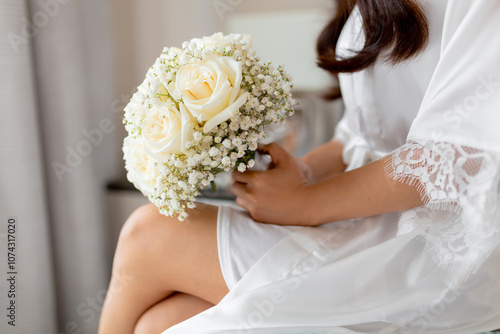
[108,0,334,103]
[234,0,333,13]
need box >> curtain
[0,1,57,333]
[1,0,116,332]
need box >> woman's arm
[231,142,423,226]
[299,140,347,184]
[303,157,423,226]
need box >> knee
[133,304,173,334]
[120,203,159,241]
[114,203,176,263]
[133,312,156,334]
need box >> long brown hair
[317,0,429,99]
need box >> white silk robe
[164,0,500,333]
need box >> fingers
[230,181,246,197]
[257,142,291,167]
[230,182,252,211]
[231,170,258,184]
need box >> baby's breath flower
[194,132,202,142]
[232,138,243,147]
[237,163,247,172]
[229,122,239,131]
[209,147,220,156]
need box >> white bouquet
[123,33,295,220]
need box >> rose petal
[203,92,249,133]
[179,103,195,154]
[221,57,243,104]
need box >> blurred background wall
[0,1,340,333]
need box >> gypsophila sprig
[123,33,296,220]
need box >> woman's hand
[231,142,312,225]
[231,141,424,227]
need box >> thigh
[117,202,229,304]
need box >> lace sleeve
[383,139,500,271]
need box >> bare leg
[98,203,229,334]
[134,292,213,333]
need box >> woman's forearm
[231,143,422,227]
[300,140,347,184]
[303,158,423,226]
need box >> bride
[99,0,500,333]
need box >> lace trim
[384,139,500,271]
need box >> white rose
[141,103,195,162]
[189,32,252,51]
[123,136,159,197]
[174,55,249,133]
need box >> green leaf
[210,181,217,192]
